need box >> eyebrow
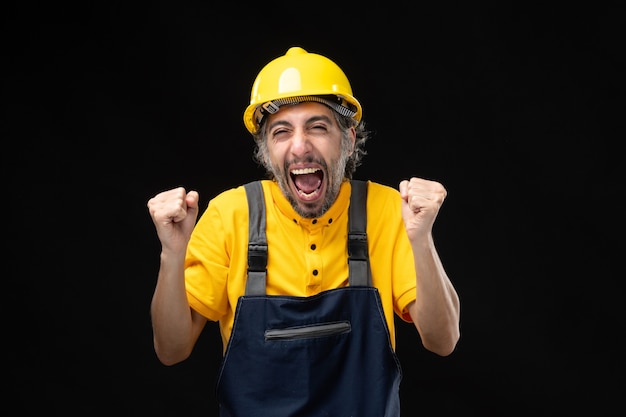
[267,114,334,131]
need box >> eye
[271,128,289,138]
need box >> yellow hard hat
[243,47,362,135]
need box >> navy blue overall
[215,180,403,417]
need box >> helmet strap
[255,95,357,128]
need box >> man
[148,46,460,416]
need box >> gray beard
[272,157,346,219]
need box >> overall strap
[243,181,268,296]
[348,180,372,287]
[243,180,372,295]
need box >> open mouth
[290,167,323,199]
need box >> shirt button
[310,244,316,250]
[312,269,318,276]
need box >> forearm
[150,250,197,365]
[409,234,460,356]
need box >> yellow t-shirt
[185,180,417,353]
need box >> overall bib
[216,180,403,417]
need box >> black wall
[5,2,622,415]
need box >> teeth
[291,168,320,175]
[298,190,317,197]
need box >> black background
[5,2,623,415]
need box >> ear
[348,126,356,155]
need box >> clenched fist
[147,187,200,254]
[399,178,447,242]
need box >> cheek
[267,142,287,165]
[322,141,344,161]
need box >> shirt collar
[269,180,352,230]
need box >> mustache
[283,157,327,172]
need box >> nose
[290,129,312,157]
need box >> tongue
[294,174,321,194]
